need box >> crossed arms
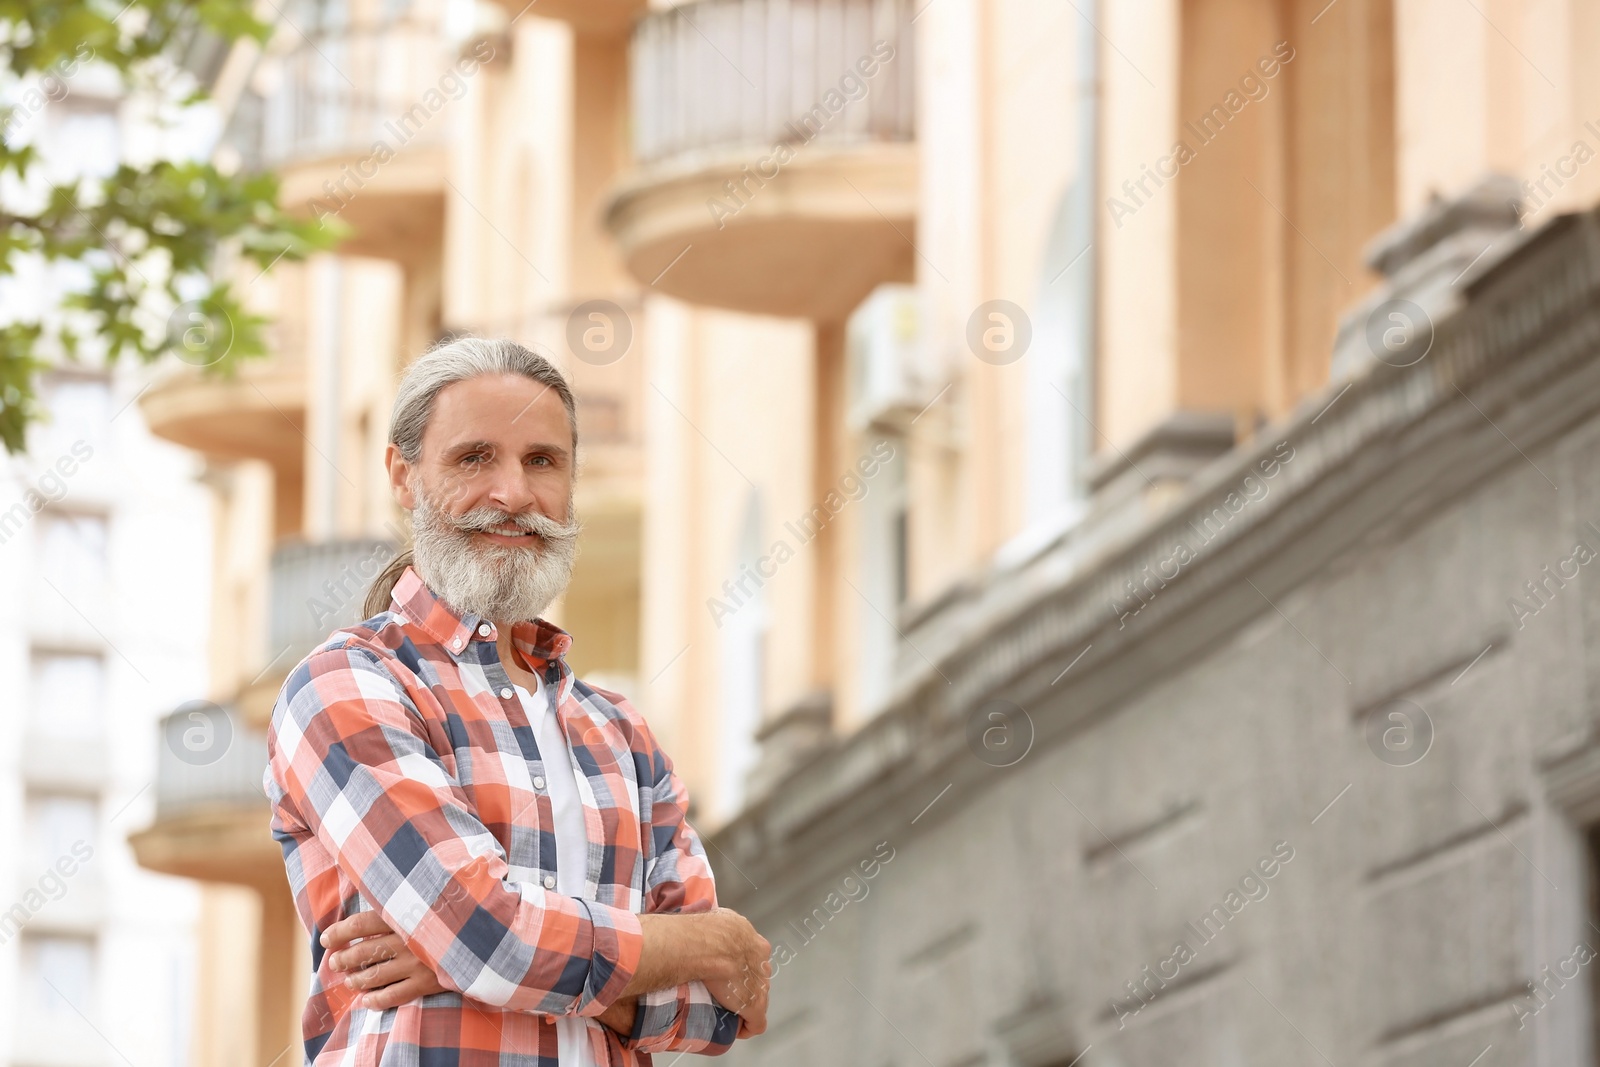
[267,645,771,1054]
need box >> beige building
[129,0,1600,1063]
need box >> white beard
[409,480,582,624]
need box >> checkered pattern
[265,565,741,1065]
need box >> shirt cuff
[573,900,644,1016]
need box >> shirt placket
[470,628,559,889]
[549,663,605,900]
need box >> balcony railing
[631,0,916,167]
[227,19,461,172]
[152,704,269,819]
[270,537,399,665]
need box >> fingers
[739,987,769,1036]
[359,975,440,1011]
[343,958,414,992]
[321,910,394,952]
[327,933,405,973]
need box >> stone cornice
[710,207,1600,913]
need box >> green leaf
[0,0,339,452]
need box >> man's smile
[477,525,541,547]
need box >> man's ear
[386,444,417,510]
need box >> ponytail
[363,548,416,619]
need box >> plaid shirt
[265,565,740,1065]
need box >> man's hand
[625,907,771,1035]
[699,909,772,1036]
[322,911,447,1010]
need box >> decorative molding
[1084,408,1236,503]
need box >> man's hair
[363,336,578,619]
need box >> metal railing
[228,19,462,171]
[269,537,399,664]
[152,705,270,818]
[630,0,917,167]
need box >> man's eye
[527,456,551,467]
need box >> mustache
[445,505,582,540]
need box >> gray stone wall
[710,205,1600,1067]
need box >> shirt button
[499,687,513,699]
[543,874,556,889]
[478,623,492,637]
[532,776,546,790]
[452,637,464,650]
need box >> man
[265,337,771,1065]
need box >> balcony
[225,17,462,264]
[138,346,307,469]
[128,705,281,892]
[604,0,918,321]
[237,536,398,727]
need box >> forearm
[590,911,732,1040]
[617,912,732,998]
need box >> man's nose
[482,460,537,514]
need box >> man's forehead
[423,373,571,450]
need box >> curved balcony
[139,344,307,469]
[225,18,463,264]
[604,0,918,321]
[128,705,281,891]
[237,536,399,727]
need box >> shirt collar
[390,564,574,669]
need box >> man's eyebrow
[439,440,496,459]
[527,442,573,461]
[438,439,572,461]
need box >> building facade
[133,0,1600,1063]
[0,62,214,1067]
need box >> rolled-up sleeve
[614,700,743,1055]
[267,644,643,1016]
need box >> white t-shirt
[513,676,597,1067]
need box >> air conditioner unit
[846,284,941,432]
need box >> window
[40,375,111,460]
[30,652,106,740]
[21,934,96,1020]
[717,491,767,817]
[857,435,907,714]
[36,511,109,606]
[27,793,98,867]
[1026,178,1095,527]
